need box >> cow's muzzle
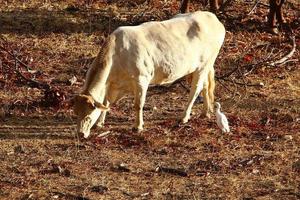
[78,117,92,138]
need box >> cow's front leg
[96,88,122,128]
[96,99,109,128]
[133,78,149,132]
[182,71,205,123]
[96,112,107,128]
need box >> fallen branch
[216,65,239,80]
[14,67,50,90]
[258,2,270,7]
[216,38,260,79]
[0,45,32,71]
[267,35,296,67]
[179,80,190,92]
[242,59,270,76]
[247,0,261,16]
[96,131,111,138]
[237,66,247,90]
[276,58,299,66]
[222,78,263,87]
[0,44,50,90]
[216,79,234,94]
[218,32,296,80]
[155,166,188,177]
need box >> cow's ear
[72,95,83,115]
[94,101,110,111]
[76,94,93,105]
[72,94,85,101]
[71,95,82,105]
[69,96,80,110]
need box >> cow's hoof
[195,96,204,104]
[269,27,279,35]
[95,122,104,128]
[132,127,143,133]
[77,132,85,138]
[77,132,90,141]
[200,113,211,119]
[181,117,189,124]
[278,18,286,24]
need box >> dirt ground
[0,0,299,199]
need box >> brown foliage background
[0,0,299,199]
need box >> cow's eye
[88,103,96,110]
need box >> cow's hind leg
[201,68,215,118]
[202,81,211,118]
[182,71,206,123]
[133,77,149,132]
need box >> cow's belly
[150,58,201,85]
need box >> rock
[14,145,25,154]
[90,185,108,194]
[284,135,293,140]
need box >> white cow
[73,11,225,138]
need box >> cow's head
[73,94,109,138]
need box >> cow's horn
[94,101,110,111]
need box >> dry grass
[0,0,299,199]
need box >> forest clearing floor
[0,1,299,199]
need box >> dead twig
[179,80,190,92]
[0,45,32,71]
[14,68,49,90]
[218,32,296,80]
[216,37,259,79]
[216,79,234,94]
[247,0,261,16]
[242,59,270,76]
[237,65,247,91]
[258,2,270,7]
[155,166,188,177]
[216,66,239,80]
[0,45,50,90]
[276,58,299,66]
[96,131,111,138]
[222,78,263,87]
[267,35,296,67]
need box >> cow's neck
[82,35,114,103]
[82,56,110,103]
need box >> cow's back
[109,11,225,85]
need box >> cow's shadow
[0,6,172,36]
[0,9,129,35]
[0,116,77,140]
